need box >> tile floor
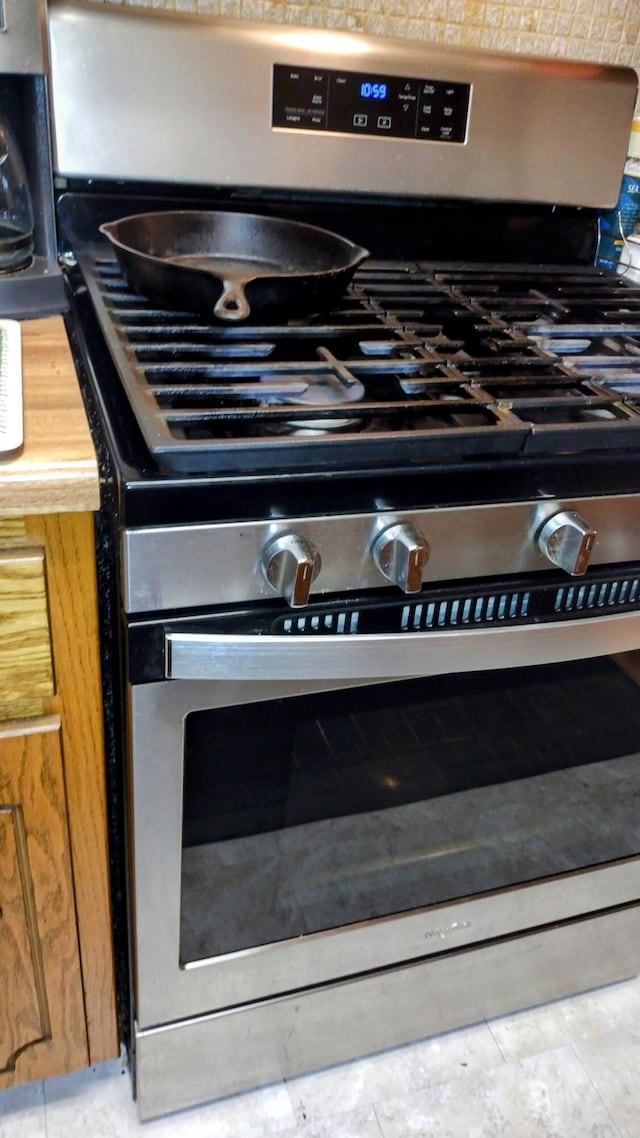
[2,974,639,1137]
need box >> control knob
[372,522,430,594]
[537,510,597,576]
[262,533,322,608]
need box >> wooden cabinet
[0,718,87,1081]
[0,511,118,1089]
[0,318,119,1090]
[0,547,54,707]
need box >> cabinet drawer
[0,549,54,704]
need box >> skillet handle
[213,278,251,322]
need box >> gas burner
[259,356,366,408]
[268,417,362,437]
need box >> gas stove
[51,0,640,651]
[47,1,640,1122]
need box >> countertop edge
[0,316,100,519]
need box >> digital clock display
[272,64,471,143]
[360,82,387,100]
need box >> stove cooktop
[77,250,640,476]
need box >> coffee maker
[0,0,63,316]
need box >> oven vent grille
[282,611,361,634]
[554,576,640,613]
[403,591,531,630]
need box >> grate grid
[78,252,640,473]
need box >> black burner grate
[78,252,640,474]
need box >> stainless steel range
[47,0,640,1121]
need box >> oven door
[130,611,640,1030]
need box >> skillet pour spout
[99,209,369,323]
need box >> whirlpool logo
[424,919,471,940]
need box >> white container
[617,233,640,283]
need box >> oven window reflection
[180,656,640,965]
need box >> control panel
[124,494,640,616]
[260,509,598,607]
[272,64,471,143]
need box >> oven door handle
[164,611,640,681]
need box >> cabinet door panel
[27,511,118,1065]
[0,718,88,1087]
[0,805,50,1073]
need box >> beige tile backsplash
[93,2,640,135]
[91,0,640,73]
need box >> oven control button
[262,533,322,608]
[372,523,430,593]
[537,510,597,576]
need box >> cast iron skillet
[99,210,369,323]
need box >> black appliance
[0,0,63,317]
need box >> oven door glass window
[180,656,640,964]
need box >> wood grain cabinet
[0,317,118,1090]
[0,547,54,707]
[0,718,87,1081]
[0,510,118,1088]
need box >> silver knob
[372,523,430,594]
[262,533,322,608]
[537,510,597,576]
